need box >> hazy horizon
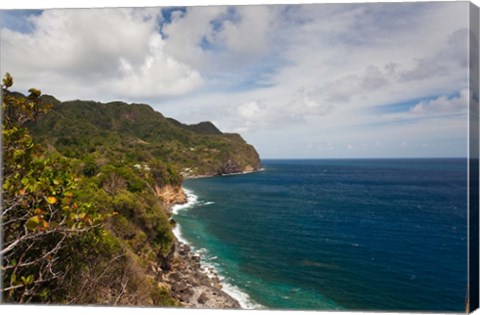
[1,2,471,159]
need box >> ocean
[172,159,468,311]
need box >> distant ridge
[168,119,223,135]
[24,93,261,177]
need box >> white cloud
[286,88,333,117]
[410,89,468,115]
[103,34,204,98]
[1,2,471,158]
[232,87,335,131]
[398,29,469,82]
[237,100,262,121]
[161,5,276,75]
[214,6,274,56]
[161,7,224,69]
[310,65,390,105]
[1,8,204,100]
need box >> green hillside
[2,75,259,306]
[27,95,261,177]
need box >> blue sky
[0,2,472,158]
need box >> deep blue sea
[172,159,468,311]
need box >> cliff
[155,184,187,209]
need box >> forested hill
[26,94,261,177]
[2,77,259,306]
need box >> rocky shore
[163,241,240,308]
[159,185,242,309]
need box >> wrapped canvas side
[469,2,480,313]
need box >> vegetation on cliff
[27,95,261,177]
[1,73,260,306]
[2,74,181,305]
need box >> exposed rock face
[217,159,261,176]
[218,159,242,175]
[155,184,187,209]
[164,241,240,308]
[243,165,255,172]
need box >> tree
[1,73,101,302]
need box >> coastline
[164,187,255,309]
[184,168,265,180]
[164,239,241,308]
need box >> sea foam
[171,187,262,309]
[171,188,198,215]
[171,188,198,244]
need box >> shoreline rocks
[161,172,262,308]
[164,241,241,308]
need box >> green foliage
[150,160,182,187]
[169,119,223,135]
[2,75,181,306]
[150,283,179,307]
[26,95,261,177]
[3,72,13,87]
[3,73,262,307]
[1,74,102,303]
[111,190,137,218]
[110,189,174,256]
[82,155,97,177]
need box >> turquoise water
[172,159,468,311]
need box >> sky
[0,2,473,158]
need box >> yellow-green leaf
[25,216,41,231]
[46,196,57,204]
[21,275,34,285]
[3,180,10,190]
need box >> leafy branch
[1,73,102,302]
